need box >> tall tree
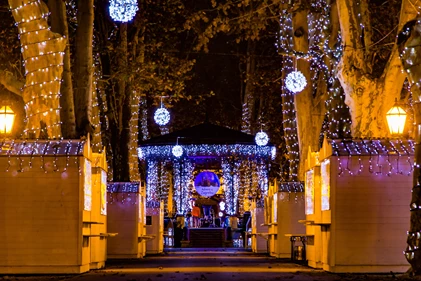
[73,0,95,136]
[8,0,67,139]
[47,0,77,139]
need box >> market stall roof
[140,122,272,146]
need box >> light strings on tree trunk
[10,0,66,139]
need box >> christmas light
[107,182,140,205]
[285,70,307,93]
[255,131,269,146]
[172,145,183,158]
[84,159,92,211]
[154,107,170,126]
[109,0,138,23]
[138,144,274,160]
[9,1,66,139]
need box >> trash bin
[294,245,304,261]
[286,235,307,263]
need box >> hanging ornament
[255,131,269,146]
[285,70,307,93]
[109,0,139,23]
[154,97,170,126]
[172,145,183,158]
[172,137,183,157]
[154,108,170,126]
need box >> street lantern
[386,99,407,135]
[0,106,15,135]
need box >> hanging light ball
[172,145,183,158]
[154,107,170,126]
[255,131,269,146]
[109,0,139,23]
[285,70,307,93]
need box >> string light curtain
[9,0,66,139]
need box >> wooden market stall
[266,181,305,258]
[0,139,109,274]
[107,182,148,258]
[304,138,413,273]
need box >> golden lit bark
[292,3,326,178]
[9,0,66,139]
[336,0,409,138]
[74,0,94,136]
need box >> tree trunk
[48,0,77,139]
[8,0,66,139]
[128,19,145,182]
[336,0,407,138]
[397,10,421,274]
[292,3,325,179]
[0,69,24,96]
[241,40,256,134]
[281,59,300,181]
[110,23,131,182]
[74,0,94,137]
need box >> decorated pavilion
[138,122,276,216]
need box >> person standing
[192,203,201,228]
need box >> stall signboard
[194,171,220,197]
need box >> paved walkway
[0,248,415,281]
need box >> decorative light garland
[107,182,140,205]
[9,0,66,139]
[109,0,138,22]
[330,139,414,176]
[221,158,241,215]
[139,144,275,160]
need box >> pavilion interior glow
[140,143,274,215]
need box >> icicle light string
[331,139,414,176]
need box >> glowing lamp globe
[386,100,407,135]
[172,145,183,158]
[154,107,170,126]
[255,131,269,146]
[285,70,307,93]
[109,0,139,22]
[0,106,15,135]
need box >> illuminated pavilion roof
[138,122,276,160]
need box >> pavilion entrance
[138,123,275,250]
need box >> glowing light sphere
[154,107,170,126]
[255,131,269,146]
[285,70,307,93]
[109,0,139,23]
[172,145,183,158]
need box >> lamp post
[0,105,16,135]
[386,99,407,136]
